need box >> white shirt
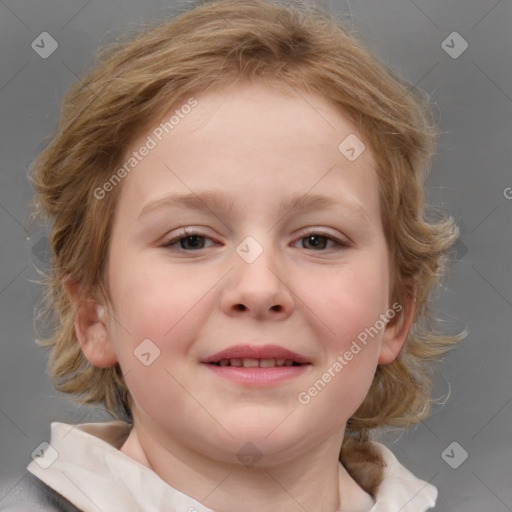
[27,422,437,512]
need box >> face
[95,81,406,466]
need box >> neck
[120,415,374,512]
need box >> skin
[68,80,414,512]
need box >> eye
[161,229,217,251]
[161,229,349,252]
[293,232,349,251]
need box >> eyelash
[161,229,350,252]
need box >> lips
[202,344,311,386]
[202,344,311,366]
[214,358,300,367]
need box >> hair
[30,0,463,497]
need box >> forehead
[171,79,361,150]
[113,80,381,224]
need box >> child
[4,0,462,510]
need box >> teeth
[242,358,259,368]
[214,358,299,367]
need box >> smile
[202,344,312,386]
[210,358,304,368]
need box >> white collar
[28,421,437,512]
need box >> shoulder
[370,441,438,512]
[0,472,81,512]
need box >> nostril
[232,304,283,312]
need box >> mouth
[208,358,305,368]
[202,344,311,366]
[201,344,311,386]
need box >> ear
[378,290,416,366]
[63,276,118,368]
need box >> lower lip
[204,364,310,386]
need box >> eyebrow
[138,190,370,224]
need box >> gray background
[1,0,511,510]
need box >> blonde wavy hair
[30,0,463,496]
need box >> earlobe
[378,293,416,366]
[63,276,118,368]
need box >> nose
[220,240,294,321]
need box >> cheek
[292,255,389,415]
[106,257,222,389]
[107,264,219,423]
[109,252,215,339]
[298,256,390,349]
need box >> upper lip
[202,344,311,364]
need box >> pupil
[182,235,204,249]
[305,235,326,250]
